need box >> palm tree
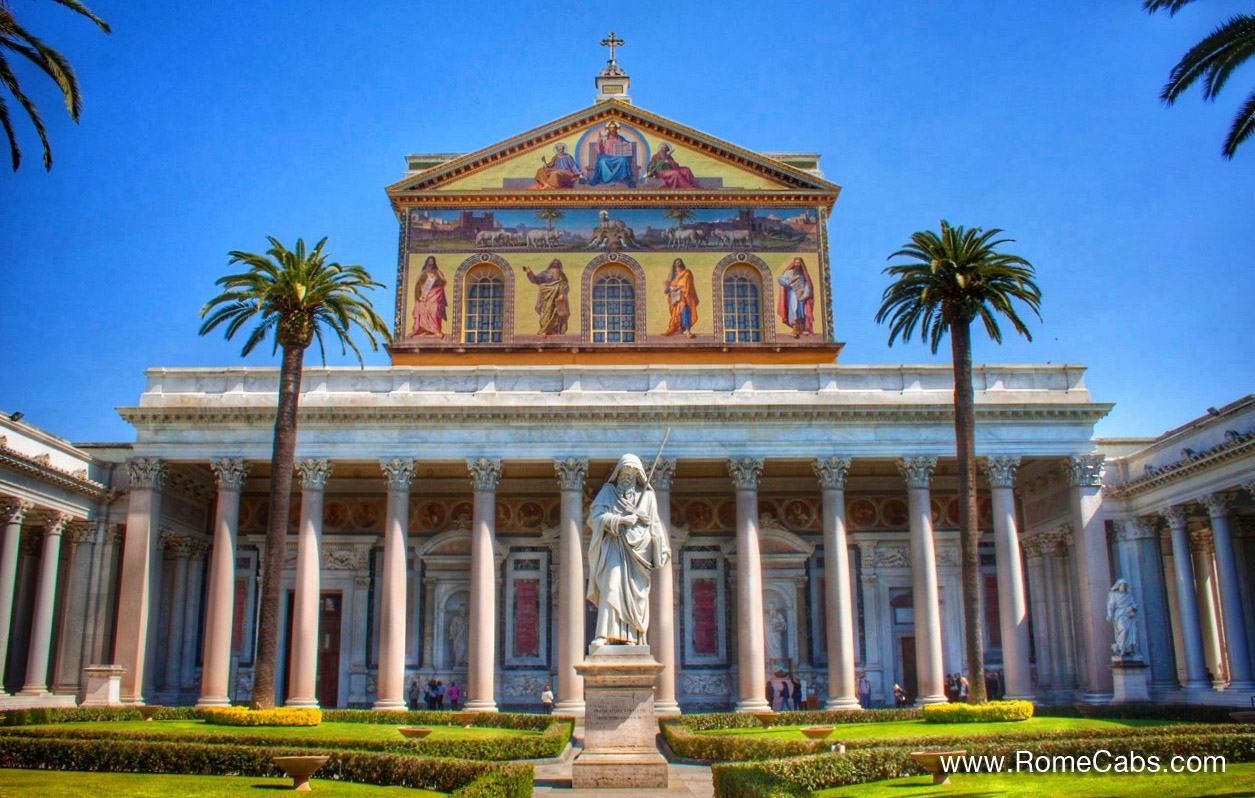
[663,208,694,230]
[1145,0,1255,159]
[535,208,564,230]
[199,237,390,709]
[1,0,110,171]
[876,221,1041,704]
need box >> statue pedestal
[1109,657,1150,703]
[80,665,126,707]
[572,644,668,789]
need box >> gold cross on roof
[600,31,624,64]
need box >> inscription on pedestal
[586,688,656,752]
[572,645,669,789]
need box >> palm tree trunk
[950,319,987,703]
[250,344,304,709]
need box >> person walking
[790,678,803,712]
[448,681,460,711]
[766,680,776,710]
[540,684,554,714]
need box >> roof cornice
[1105,432,1255,498]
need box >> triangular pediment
[386,101,840,199]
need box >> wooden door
[316,592,342,708]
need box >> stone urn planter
[910,750,967,785]
[398,726,433,739]
[272,755,331,792]
[800,726,835,740]
[753,712,779,728]
[137,706,162,722]
[453,711,477,728]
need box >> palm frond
[1144,0,1201,17]
[1,18,83,120]
[1224,87,1255,158]
[0,57,52,168]
[0,92,20,169]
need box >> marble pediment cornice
[0,441,106,499]
[1104,433,1255,499]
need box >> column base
[1183,680,1215,691]
[371,698,408,711]
[17,687,50,698]
[462,699,499,713]
[195,696,232,708]
[554,699,586,718]
[653,699,682,716]
[734,698,771,713]
[1226,681,1255,691]
[824,697,863,711]
[285,697,320,708]
[1002,693,1035,702]
[1080,691,1115,705]
[913,693,948,707]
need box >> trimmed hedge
[202,706,321,727]
[1041,703,1237,724]
[0,707,202,726]
[712,729,1255,797]
[679,709,921,732]
[922,699,1033,723]
[0,736,531,797]
[321,709,560,732]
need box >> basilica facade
[2,70,1253,715]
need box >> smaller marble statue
[1106,579,1139,657]
[448,605,468,666]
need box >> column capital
[812,456,852,490]
[1040,523,1073,556]
[727,457,764,491]
[1189,527,1214,555]
[128,457,167,491]
[1235,517,1255,540]
[651,457,677,491]
[554,457,589,492]
[1201,492,1233,520]
[295,458,334,491]
[41,511,72,537]
[1061,453,1104,487]
[380,458,418,492]
[0,498,35,525]
[1113,518,1158,542]
[105,523,126,546]
[981,455,1022,488]
[1021,533,1044,559]
[67,520,95,545]
[466,458,502,492]
[209,458,249,491]
[896,456,937,489]
[1244,481,1255,501]
[19,531,43,556]
[1160,505,1190,528]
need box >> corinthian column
[648,458,680,715]
[1203,494,1253,689]
[1062,454,1114,702]
[981,456,1032,701]
[1112,518,1175,691]
[21,512,72,696]
[728,457,770,712]
[1191,529,1225,684]
[198,458,248,707]
[375,458,415,711]
[553,457,589,717]
[1163,506,1210,690]
[116,458,167,704]
[160,532,194,694]
[289,458,332,707]
[813,457,859,710]
[0,499,33,693]
[897,456,946,706]
[465,458,502,712]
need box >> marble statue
[586,453,671,646]
[765,605,788,662]
[448,604,468,666]
[1106,578,1139,657]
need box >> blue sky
[0,1,1251,442]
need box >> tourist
[959,675,969,701]
[448,681,460,711]
[766,680,775,710]
[893,684,908,707]
[436,680,446,710]
[857,673,872,707]
[407,678,420,712]
[541,684,554,714]
[791,678,803,712]
[425,679,438,710]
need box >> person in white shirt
[540,684,554,714]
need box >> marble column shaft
[115,458,166,704]
[648,458,680,715]
[21,513,71,695]
[729,457,770,713]
[554,457,588,717]
[162,534,192,691]
[198,459,247,707]
[1114,519,1176,689]
[1024,544,1053,691]
[1191,532,1225,683]
[1063,454,1115,701]
[1204,495,1253,688]
[983,456,1033,700]
[375,458,415,711]
[1164,507,1211,689]
[0,499,33,692]
[289,458,332,707]
[898,456,946,706]
[465,458,501,712]
[814,457,860,710]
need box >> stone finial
[466,458,502,492]
[210,458,250,491]
[651,458,677,491]
[295,458,333,491]
[812,457,852,490]
[554,458,589,492]
[981,455,1022,489]
[0,498,34,525]
[896,456,937,490]
[1160,505,1190,528]
[727,457,764,491]
[1061,454,1104,487]
[380,458,418,492]
[128,458,167,491]
[1201,493,1233,520]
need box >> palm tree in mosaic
[876,221,1040,704]
[199,237,390,709]
[1144,0,1255,159]
[535,208,564,230]
[663,208,694,230]
[0,0,110,170]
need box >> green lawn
[0,769,447,797]
[811,761,1255,797]
[698,716,1180,741]
[29,719,534,742]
